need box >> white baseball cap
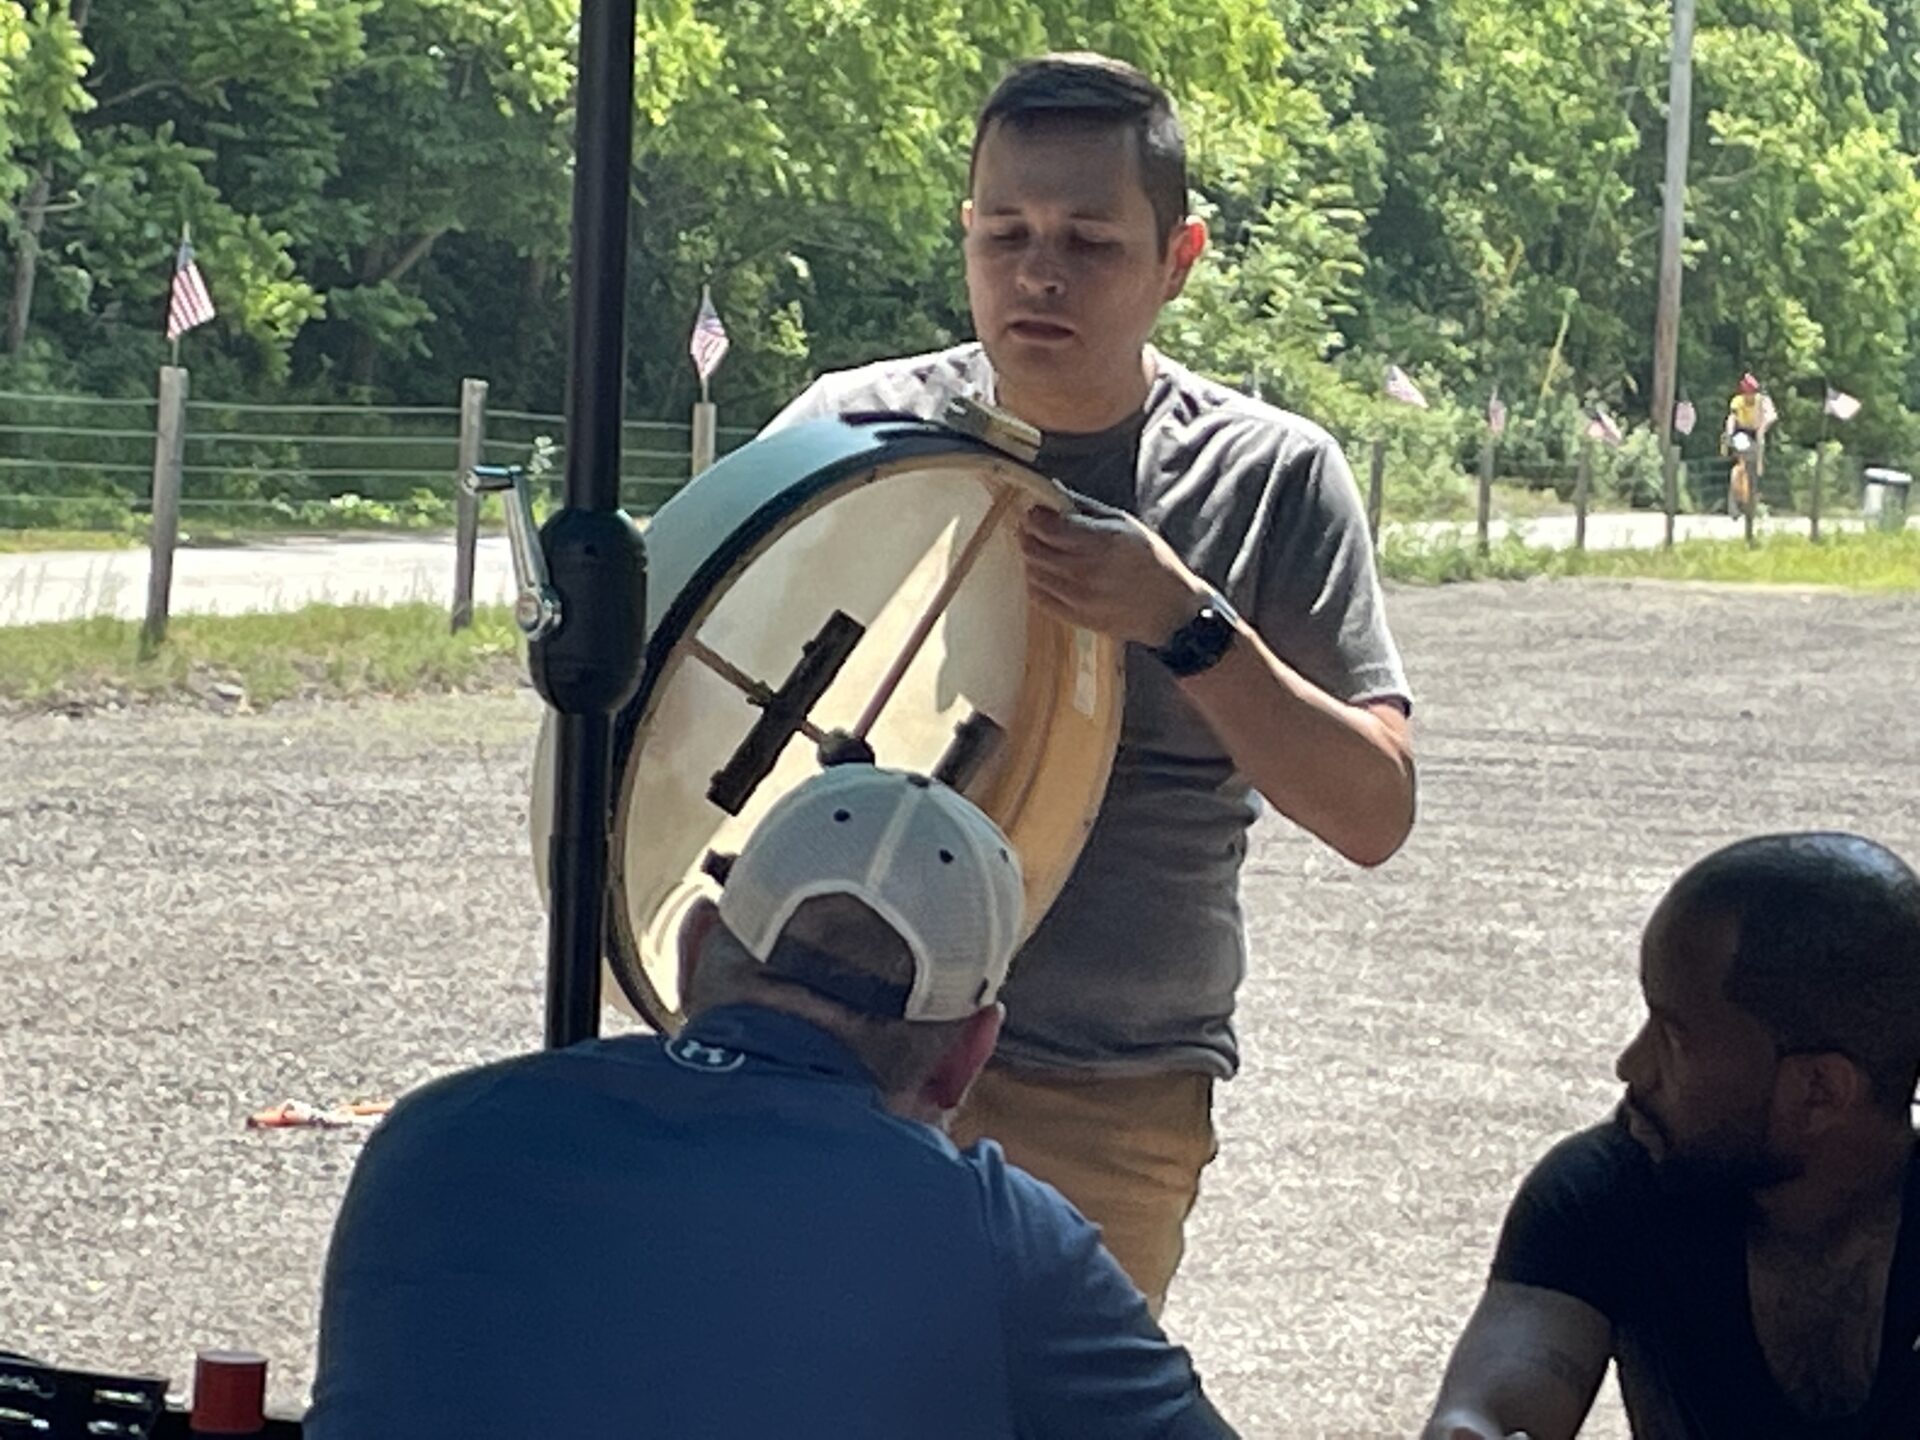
[715,766,1026,1022]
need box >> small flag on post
[1585,406,1624,448]
[1487,388,1507,437]
[1384,364,1427,409]
[689,285,729,392]
[1824,387,1861,422]
[1673,398,1697,436]
[167,234,216,344]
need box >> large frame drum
[531,412,1124,1032]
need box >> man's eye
[989,230,1026,245]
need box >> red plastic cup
[190,1349,267,1436]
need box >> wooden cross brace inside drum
[692,483,1019,816]
[701,609,869,816]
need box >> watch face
[1160,601,1234,677]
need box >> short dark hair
[969,52,1189,246]
[685,896,971,1095]
[1670,833,1920,1115]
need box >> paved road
[3,511,1909,627]
[0,534,521,627]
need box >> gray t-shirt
[763,344,1410,1077]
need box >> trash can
[1862,468,1912,532]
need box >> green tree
[3,0,364,388]
[291,0,576,399]
[618,0,1298,423]
[2,0,93,361]
[1683,0,1920,454]
[1351,0,1668,416]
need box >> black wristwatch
[1154,590,1239,678]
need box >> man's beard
[1616,1099,1800,1200]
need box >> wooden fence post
[1477,431,1494,555]
[141,365,189,655]
[1808,444,1826,544]
[1366,437,1387,552]
[1662,441,1679,548]
[1574,438,1592,552]
[451,376,488,632]
[691,401,717,477]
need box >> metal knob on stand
[465,463,563,642]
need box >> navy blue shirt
[308,1006,1233,1439]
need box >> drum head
[592,421,1123,1032]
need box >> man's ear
[677,896,722,1011]
[959,198,975,235]
[1775,1050,1874,1139]
[1162,217,1208,302]
[925,1004,1003,1113]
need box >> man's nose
[1615,1021,1652,1088]
[1014,248,1066,297]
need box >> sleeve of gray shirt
[760,376,843,435]
[1246,429,1411,712]
[980,1149,1239,1439]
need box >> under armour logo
[666,1036,745,1074]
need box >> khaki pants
[950,1064,1217,1318]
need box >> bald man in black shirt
[1424,833,1920,1440]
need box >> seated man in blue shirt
[1423,832,1920,1439]
[308,765,1236,1439]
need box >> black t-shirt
[1493,1119,1920,1438]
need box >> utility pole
[1650,0,1696,443]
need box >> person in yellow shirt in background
[1721,372,1777,518]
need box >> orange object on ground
[245,1098,393,1130]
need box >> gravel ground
[4,579,1918,1436]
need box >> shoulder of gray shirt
[764,343,1343,467]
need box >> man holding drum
[311,767,1237,1438]
[765,52,1416,1314]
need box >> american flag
[1585,406,1624,448]
[1384,364,1427,408]
[689,285,729,384]
[1825,387,1861,422]
[1487,388,1507,437]
[1673,399,1697,436]
[167,236,216,341]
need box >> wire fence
[1489,447,1871,515]
[0,382,1900,541]
[0,386,755,534]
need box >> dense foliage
[6,0,1919,471]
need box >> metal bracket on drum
[465,463,563,641]
[931,711,1005,791]
[940,396,1042,464]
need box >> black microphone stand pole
[534,0,647,1049]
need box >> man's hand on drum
[1019,503,1206,649]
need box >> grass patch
[0,527,143,553]
[0,602,527,711]
[1382,526,1920,589]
